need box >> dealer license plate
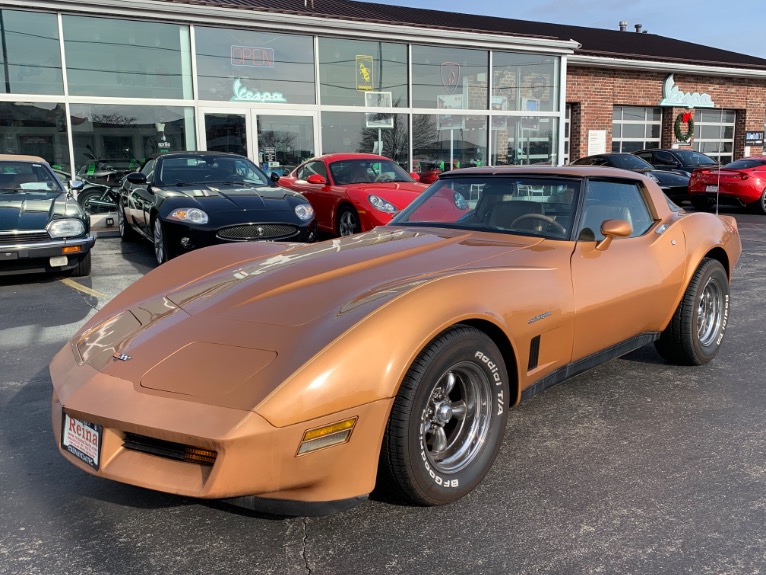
[706,185,719,192]
[62,413,102,470]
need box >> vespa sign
[659,74,714,108]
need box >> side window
[141,158,156,182]
[635,151,652,163]
[577,179,654,241]
[654,151,677,167]
[297,161,327,181]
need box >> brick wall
[566,66,766,160]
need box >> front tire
[67,251,91,277]
[118,203,139,242]
[152,217,173,265]
[337,207,360,236]
[655,258,729,365]
[379,325,509,506]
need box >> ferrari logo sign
[441,62,460,95]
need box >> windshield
[673,151,717,167]
[608,155,653,170]
[0,161,64,193]
[390,176,581,240]
[330,159,413,185]
[156,155,271,186]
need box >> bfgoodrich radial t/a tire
[379,325,510,506]
[655,258,730,366]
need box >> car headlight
[167,208,209,224]
[647,173,660,183]
[368,195,397,213]
[47,219,85,238]
[294,203,314,221]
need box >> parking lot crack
[301,517,312,575]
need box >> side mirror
[596,219,632,251]
[69,180,84,192]
[270,171,281,183]
[409,172,420,182]
[306,174,327,185]
[126,172,147,185]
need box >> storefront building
[1,0,765,179]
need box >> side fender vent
[528,335,541,371]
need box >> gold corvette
[50,166,741,515]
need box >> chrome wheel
[338,209,360,236]
[380,325,509,505]
[697,275,724,347]
[655,258,729,366]
[421,362,492,474]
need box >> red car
[689,156,766,214]
[278,153,427,236]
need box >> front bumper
[163,219,317,255]
[50,344,391,511]
[0,235,95,275]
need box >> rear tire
[379,325,509,506]
[76,187,113,215]
[690,196,715,211]
[748,188,766,214]
[655,258,729,365]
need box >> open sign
[231,46,275,68]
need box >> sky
[362,0,766,60]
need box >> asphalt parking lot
[1,208,764,575]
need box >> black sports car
[0,154,94,277]
[571,153,690,203]
[118,151,317,265]
[634,148,718,176]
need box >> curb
[90,212,120,238]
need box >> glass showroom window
[412,114,487,177]
[611,106,661,153]
[320,111,410,169]
[693,109,736,165]
[62,16,192,99]
[318,37,408,107]
[68,105,195,178]
[0,9,63,95]
[196,27,315,104]
[0,102,70,169]
[492,51,559,113]
[411,46,488,110]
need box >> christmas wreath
[674,112,694,142]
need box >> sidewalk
[90,212,120,238]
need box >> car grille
[217,223,299,241]
[0,231,50,246]
[123,432,217,466]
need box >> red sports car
[689,156,766,214]
[278,153,428,236]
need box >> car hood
[0,190,75,231]
[642,169,689,185]
[343,182,427,208]
[70,227,542,410]
[159,183,303,211]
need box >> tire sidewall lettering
[416,344,506,490]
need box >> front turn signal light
[297,417,357,455]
